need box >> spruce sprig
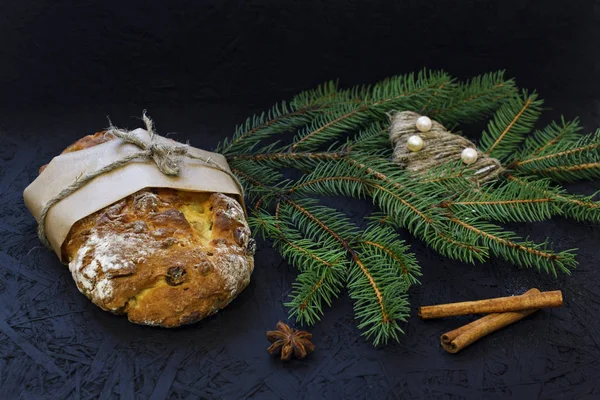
[517,117,582,159]
[506,174,600,223]
[429,70,517,124]
[515,129,600,182]
[217,70,599,345]
[480,90,544,161]
[443,178,563,223]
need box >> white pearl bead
[461,148,478,165]
[416,116,432,132]
[407,135,424,152]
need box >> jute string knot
[106,113,189,176]
[37,112,244,250]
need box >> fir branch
[227,123,389,171]
[442,179,562,223]
[513,129,600,182]
[419,161,479,194]
[273,204,349,272]
[519,134,598,166]
[219,70,599,346]
[481,91,543,160]
[218,80,349,156]
[290,158,488,263]
[371,212,489,264]
[340,122,391,155]
[250,210,347,326]
[289,70,451,152]
[347,251,410,346]
[538,161,600,175]
[365,70,451,108]
[430,71,517,124]
[281,239,340,270]
[229,150,346,173]
[290,157,440,235]
[432,229,490,264]
[280,198,411,344]
[506,174,600,223]
[287,267,346,326]
[448,214,577,276]
[229,161,283,188]
[241,162,417,344]
[279,239,347,324]
[518,118,582,159]
[230,150,344,163]
[229,161,287,203]
[356,225,421,285]
[290,102,370,152]
[283,198,358,245]
[421,167,472,187]
[218,102,315,156]
[290,171,432,231]
[351,255,389,322]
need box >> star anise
[266,321,315,361]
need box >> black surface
[1,1,600,399]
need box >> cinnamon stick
[419,289,562,319]
[440,289,540,353]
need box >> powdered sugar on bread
[69,230,154,301]
[64,189,254,327]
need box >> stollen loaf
[27,130,255,327]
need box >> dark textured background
[1,1,600,399]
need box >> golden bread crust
[39,132,113,174]
[48,132,254,327]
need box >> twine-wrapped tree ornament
[216,70,600,346]
[389,111,504,184]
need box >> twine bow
[107,113,188,176]
[37,112,244,250]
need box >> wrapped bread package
[23,126,255,327]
